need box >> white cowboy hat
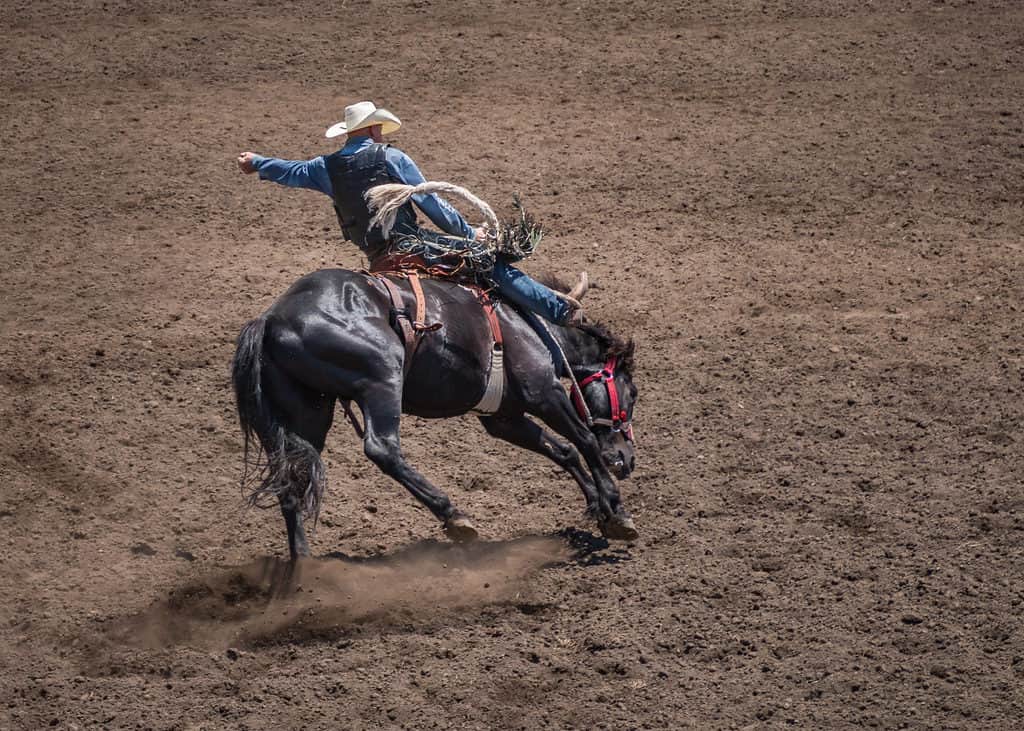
[325,101,402,138]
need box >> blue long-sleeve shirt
[251,137,475,239]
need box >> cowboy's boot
[567,271,589,301]
[559,272,588,325]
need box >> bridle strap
[569,379,594,427]
[573,356,635,443]
[523,314,628,439]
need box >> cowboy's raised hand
[237,152,258,174]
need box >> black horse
[232,268,639,559]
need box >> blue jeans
[406,230,569,324]
[490,258,569,324]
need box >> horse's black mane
[577,320,635,375]
[535,273,636,376]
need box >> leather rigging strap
[371,271,441,376]
[340,270,439,438]
[473,287,504,349]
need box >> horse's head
[573,340,637,480]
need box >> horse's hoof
[444,514,479,543]
[599,513,639,541]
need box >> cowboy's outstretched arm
[385,148,476,239]
[236,152,333,196]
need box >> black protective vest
[323,143,418,259]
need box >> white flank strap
[473,345,505,414]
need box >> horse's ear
[616,338,636,375]
[625,339,636,368]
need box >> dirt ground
[2,0,1023,728]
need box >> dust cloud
[110,536,570,650]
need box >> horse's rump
[232,316,327,522]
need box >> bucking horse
[231,186,640,559]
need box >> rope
[366,181,500,243]
[530,316,594,427]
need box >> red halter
[570,356,635,443]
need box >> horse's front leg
[479,413,602,520]
[358,384,479,542]
[529,388,638,541]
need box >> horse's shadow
[321,527,629,570]
[556,527,634,567]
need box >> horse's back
[267,268,383,319]
[255,267,557,416]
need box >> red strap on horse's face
[575,357,635,443]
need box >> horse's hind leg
[279,494,310,560]
[479,413,602,520]
[358,384,478,542]
[263,361,335,560]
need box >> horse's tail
[231,317,326,523]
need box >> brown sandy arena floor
[2,1,1023,728]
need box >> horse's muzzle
[608,451,635,480]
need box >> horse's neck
[554,325,605,375]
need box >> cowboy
[237,101,586,324]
